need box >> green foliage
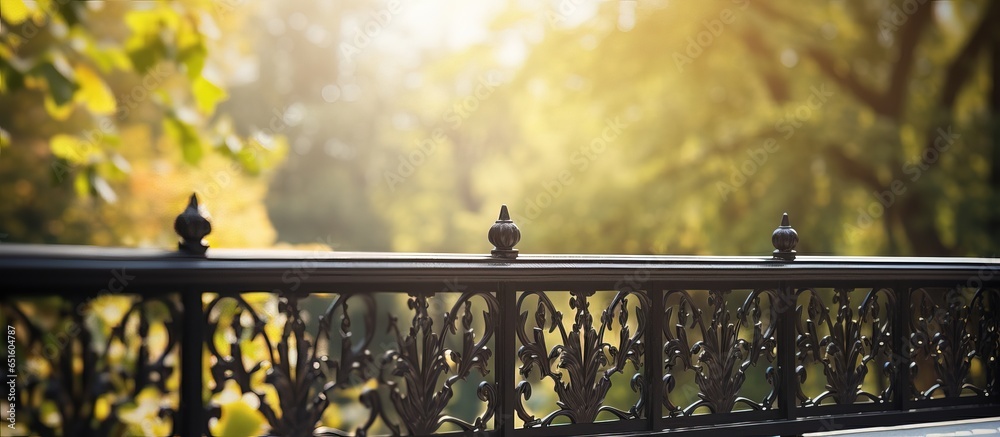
[0,0,284,245]
[1,0,998,257]
[328,0,999,256]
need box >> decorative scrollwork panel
[205,290,498,436]
[0,294,181,437]
[205,292,379,436]
[909,286,1000,400]
[794,287,896,407]
[514,289,648,428]
[661,289,779,418]
[362,291,499,436]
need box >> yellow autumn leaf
[50,134,101,164]
[74,65,117,115]
[42,91,75,120]
[84,41,134,73]
[50,134,84,163]
[320,403,342,430]
[0,0,31,25]
[119,387,174,437]
[214,401,266,437]
[94,395,111,421]
[212,382,267,437]
[192,75,227,114]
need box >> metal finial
[174,193,211,255]
[489,204,520,259]
[771,212,798,261]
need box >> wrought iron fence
[1,194,997,437]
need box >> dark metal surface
[514,289,647,426]
[772,213,799,261]
[0,204,998,436]
[174,193,212,256]
[489,205,520,260]
[662,289,778,416]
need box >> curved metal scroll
[662,289,779,416]
[795,287,896,407]
[514,289,648,427]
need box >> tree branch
[884,2,933,119]
[938,2,998,108]
[738,30,790,104]
[755,1,933,121]
[899,2,1000,255]
[805,47,890,115]
[824,147,884,193]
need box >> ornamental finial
[488,204,520,259]
[771,212,798,261]
[174,193,211,255]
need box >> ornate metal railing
[1,194,997,437]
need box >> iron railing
[0,194,997,437]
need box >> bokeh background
[2,0,998,256]
[2,1,999,436]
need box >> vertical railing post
[772,213,799,434]
[175,193,210,436]
[498,281,516,436]
[490,205,520,435]
[894,283,911,411]
[647,283,664,432]
[179,289,205,437]
[778,280,798,429]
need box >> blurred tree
[2,0,997,257]
[220,0,394,251]
[369,0,999,256]
[0,0,285,247]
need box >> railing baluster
[499,281,516,436]
[773,214,799,434]
[648,283,664,432]
[179,289,205,437]
[895,283,911,412]
[175,193,209,436]
[778,280,798,434]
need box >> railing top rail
[0,243,996,289]
[1,198,996,285]
[0,242,996,267]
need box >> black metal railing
[1,194,997,437]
